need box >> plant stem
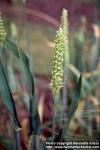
[52,95,58,140]
[9,116,15,150]
[31,135,36,150]
[31,135,40,150]
[52,98,56,140]
[62,53,68,124]
[15,129,21,150]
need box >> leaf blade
[61,75,82,139]
[68,74,82,119]
[0,58,21,128]
[5,38,41,135]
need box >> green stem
[31,135,40,150]
[52,97,56,140]
[15,130,21,150]
[9,116,15,150]
[62,53,68,123]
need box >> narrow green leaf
[29,95,41,135]
[5,38,33,93]
[5,38,41,135]
[68,74,82,119]
[61,75,82,139]
[7,62,17,92]
[0,58,21,128]
[5,39,19,58]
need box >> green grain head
[51,28,64,96]
[51,9,69,96]
[61,8,70,64]
[0,15,6,47]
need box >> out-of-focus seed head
[0,15,7,47]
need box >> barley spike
[0,15,6,47]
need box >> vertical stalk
[51,27,65,139]
[31,135,36,150]
[62,53,68,123]
[31,135,40,150]
[36,135,40,150]
[86,102,93,137]
[15,129,21,150]
[9,116,15,150]
[61,9,69,126]
[51,9,69,140]
[52,96,57,140]
[53,94,63,140]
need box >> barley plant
[50,9,82,141]
[0,8,83,150]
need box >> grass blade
[0,58,21,128]
[61,75,82,139]
[5,38,33,93]
[29,95,41,135]
[68,74,82,119]
[5,38,41,135]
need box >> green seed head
[51,28,64,95]
[61,9,70,64]
[0,15,6,47]
[51,9,69,96]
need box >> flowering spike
[0,15,6,47]
[51,9,69,96]
[51,28,64,95]
[61,9,70,64]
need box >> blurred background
[0,0,100,150]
